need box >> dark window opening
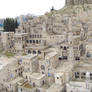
[33,40,35,43]
[38,51,41,54]
[33,51,36,54]
[64,46,67,50]
[41,65,45,70]
[63,56,67,60]
[26,40,29,43]
[30,40,32,43]
[59,57,62,60]
[75,57,80,60]
[23,45,25,48]
[21,88,22,91]
[90,73,92,76]
[75,72,79,79]
[26,76,28,79]
[60,46,63,48]
[70,41,72,44]
[42,80,45,85]
[42,72,44,74]
[57,77,59,79]
[28,50,31,54]
[36,40,39,44]
[33,83,35,87]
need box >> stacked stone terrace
[1,0,92,92]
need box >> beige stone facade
[1,0,92,92]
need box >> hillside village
[1,0,92,92]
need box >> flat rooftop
[9,77,23,84]
[14,33,28,36]
[16,54,37,60]
[30,73,45,80]
[45,51,57,59]
[55,61,76,73]
[74,65,92,72]
[21,54,37,60]
[74,58,92,72]
[47,84,63,92]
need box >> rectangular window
[30,40,32,43]
[75,72,79,79]
[36,40,38,44]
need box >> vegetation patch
[22,53,27,56]
[4,52,15,57]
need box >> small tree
[51,6,55,11]
[3,18,18,32]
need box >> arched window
[30,40,32,43]
[38,51,41,54]
[33,51,36,54]
[33,40,35,43]
[36,40,39,44]
[28,50,31,54]
[75,72,79,79]
[64,46,67,50]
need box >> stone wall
[65,0,92,5]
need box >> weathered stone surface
[66,0,92,5]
